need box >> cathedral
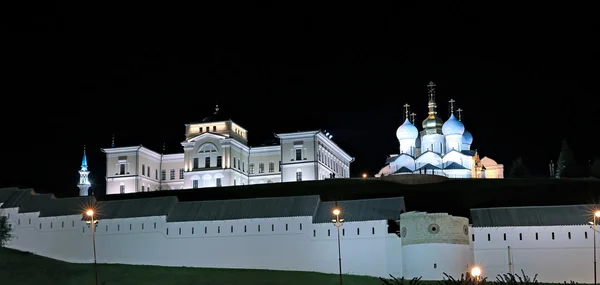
[94,106,353,195]
[375,82,503,178]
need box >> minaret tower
[78,145,91,196]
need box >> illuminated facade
[102,106,354,195]
[77,147,91,196]
[376,82,503,179]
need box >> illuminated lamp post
[332,208,344,285]
[470,266,481,282]
[86,209,99,285]
[362,173,367,178]
[590,211,600,284]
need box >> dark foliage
[590,158,600,179]
[509,157,530,178]
[495,270,537,285]
[437,272,487,285]
[556,139,585,178]
[0,216,13,247]
[380,275,422,285]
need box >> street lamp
[332,208,344,285]
[86,209,99,285]
[591,211,600,284]
[361,173,367,178]
[471,266,481,282]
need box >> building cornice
[275,131,320,140]
[162,153,184,161]
[315,133,354,163]
[250,145,281,154]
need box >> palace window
[269,162,274,173]
[296,171,302,181]
[238,158,241,169]
[161,170,166,181]
[141,186,145,192]
[170,169,175,180]
[119,164,126,175]
[217,156,222,167]
[142,164,145,175]
[213,126,216,131]
[242,162,245,172]
[179,168,184,179]
[193,180,198,188]
[120,183,125,194]
[193,158,199,169]
[233,158,237,168]
[216,178,222,187]
[279,161,281,171]
[147,166,150,177]
[259,163,264,173]
[295,149,302,160]
[155,169,158,179]
[249,163,254,174]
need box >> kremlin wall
[3,179,600,283]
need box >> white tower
[457,109,473,150]
[443,99,465,153]
[396,104,418,156]
[78,146,91,196]
[400,211,473,280]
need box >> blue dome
[442,114,465,135]
[396,118,419,140]
[462,129,473,144]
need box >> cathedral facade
[376,82,503,179]
[101,106,353,195]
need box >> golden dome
[421,99,443,133]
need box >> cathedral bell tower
[78,146,91,196]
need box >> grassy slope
[0,247,382,285]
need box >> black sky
[1,2,598,196]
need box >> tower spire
[410,112,416,124]
[403,103,410,120]
[456,108,463,121]
[81,145,88,171]
[448,99,455,115]
[78,145,91,196]
[214,104,220,114]
[427,81,436,102]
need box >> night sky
[2,3,598,196]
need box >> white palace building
[101,105,353,195]
[376,82,504,179]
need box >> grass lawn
[0,247,382,285]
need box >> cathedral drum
[400,212,473,280]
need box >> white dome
[442,114,465,135]
[462,129,473,144]
[396,118,419,140]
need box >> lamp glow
[594,211,600,217]
[333,209,341,216]
[362,173,367,178]
[86,210,94,216]
[471,266,481,277]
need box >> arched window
[198,143,218,153]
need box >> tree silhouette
[509,157,530,178]
[590,157,600,179]
[0,216,13,247]
[556,139,581,178]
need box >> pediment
[185,132,226,143]
[415,151,442,163]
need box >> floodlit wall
[0,207,402,278]
[472,225,594,283]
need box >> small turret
[78,146,91,196]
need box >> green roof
[93,196,179,220]
[167,195,320,222]
[471,205,594,227]
[313,197,405,223]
